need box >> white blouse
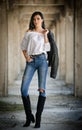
[20,31,50,56]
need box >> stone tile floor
[0,71,82,130]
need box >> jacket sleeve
[47,31,59,79]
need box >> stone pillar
[65,8,74,84]
[0,1,8,96]
[55,20,60,79]
[75,0,82,97]
[56,16,66,80]
[8,7,20,84]
[8,11,14,84]
[19,19,28,71]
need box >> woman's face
[33,15,43,28]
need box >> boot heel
[31,114,35,123]
[23,120,31,127]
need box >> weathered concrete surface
[75,0,82,97]
[0,95,82,130]
[0,0,8,96]
[0,71,82,130]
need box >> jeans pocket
[27,59,34,64]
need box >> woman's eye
[37,18,40,20]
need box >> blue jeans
[21,54,48,97]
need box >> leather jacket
[47,31,59,79]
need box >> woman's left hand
[43,29,49,43]
[43,29,49,35]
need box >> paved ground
[0,70,82,130]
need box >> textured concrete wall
[59,16,66,80]
[0,1,8,96]
[55,15,73,82]
[75,0,82,97]
[8,8,21,84]
[65,7,74,84]
[55,16,66,80]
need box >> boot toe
[34,124,40,128]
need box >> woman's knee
[39,91,46,97]
[21,86,28,97]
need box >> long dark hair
[29,11,46,30]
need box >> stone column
[54,22,60,79]
[75,0,82,97]
[65,8,74,84]
[0,1,8,96]
[56,16,66,80]
[8,7,20,84]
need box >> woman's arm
[43,29,49,43]
[22,50,33,62]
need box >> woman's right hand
[26,55,33,62]
[22,50,33,62]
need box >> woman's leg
[22,95,35,127]
[34,95,46,128]
[21,62,35,96]
[37,55,48,97]
[34,55,48,128]
[21,62,36,127]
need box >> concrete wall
[65,7,74,84]
[58,16,66,80]
[55,14,73,83]
[75,0,82,97]
[8,7,20,84]
[0,1,8,96]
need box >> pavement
[0,69,82,130]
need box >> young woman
[20,11,50,128]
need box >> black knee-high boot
[34,95,46,128]
[22,95,35,127]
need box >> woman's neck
[34,27,43,32]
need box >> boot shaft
[22,95,35,127]
[37,95,46,114]
[34,95,46,128]
[22,95,31,117]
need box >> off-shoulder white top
[20,31,50,56]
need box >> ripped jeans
[21,53,48,97]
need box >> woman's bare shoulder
[26,29,32,32]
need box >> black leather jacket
[47,31,59,79]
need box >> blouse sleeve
[20,32,28,51]
[43,42,50,52]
